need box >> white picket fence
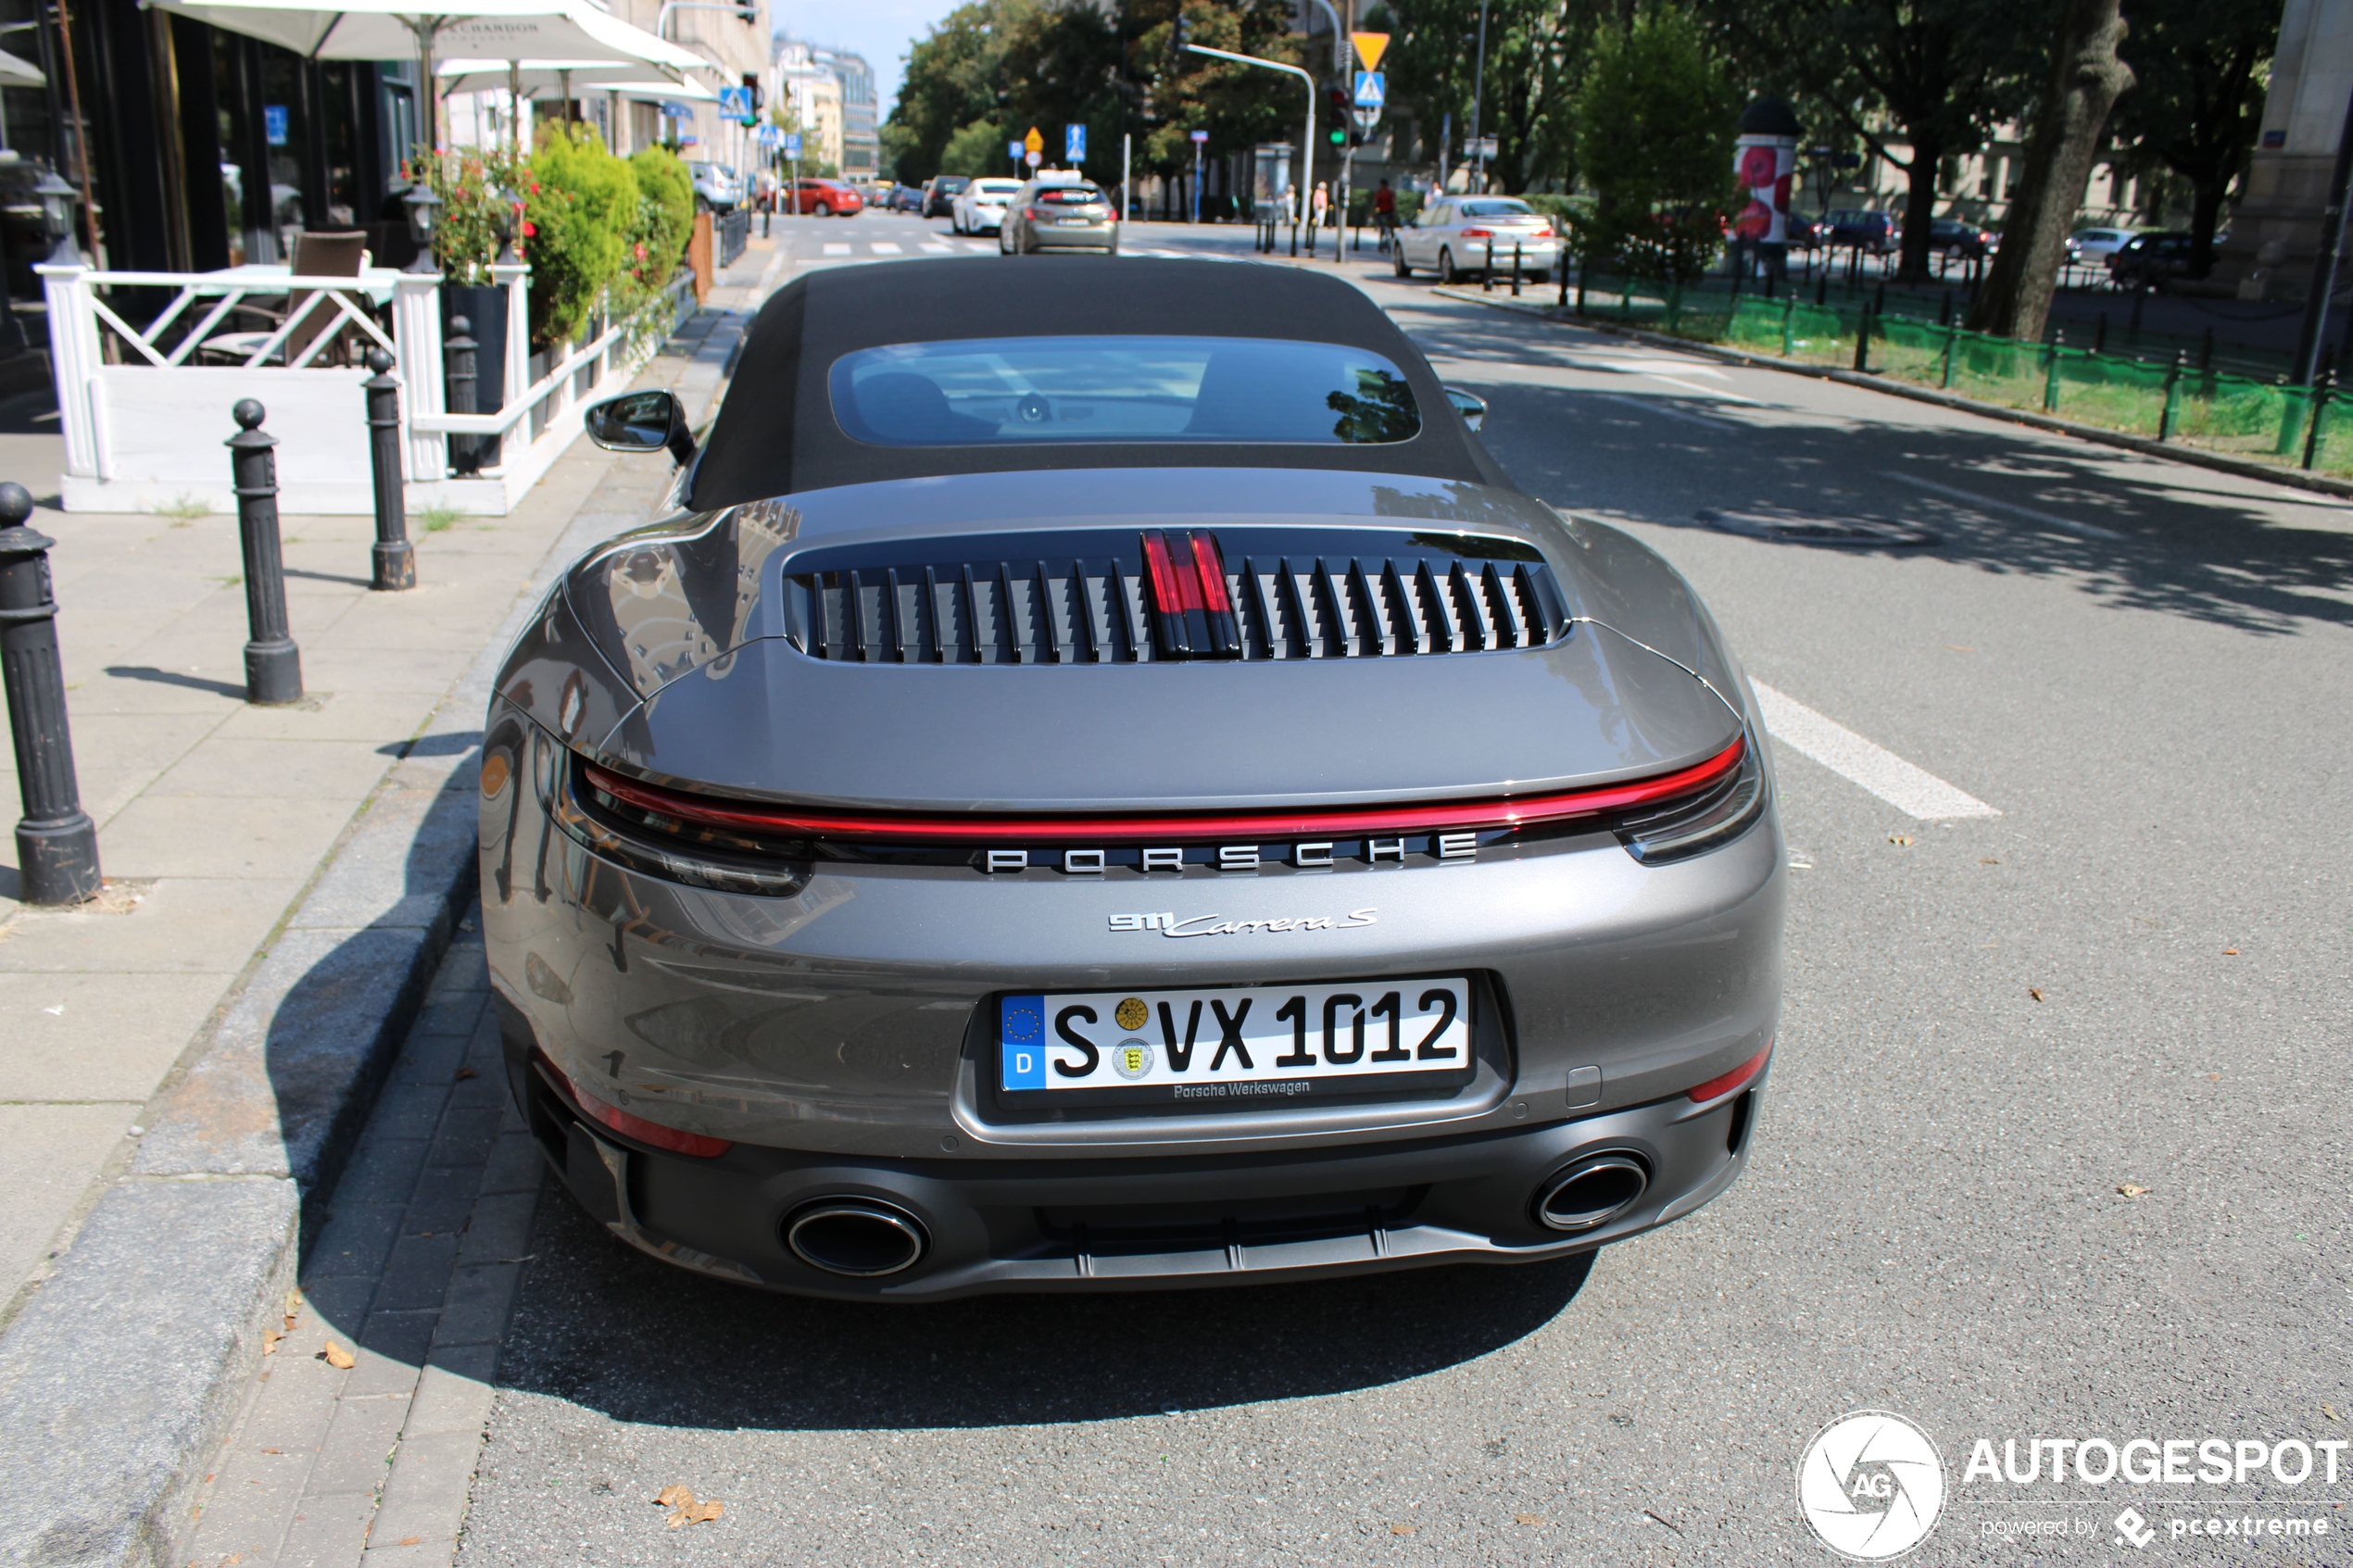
[39,260,642,516]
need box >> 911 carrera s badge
[1114,997,1149,1030]
[1108,909,1378,936]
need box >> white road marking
[1592,358,1762,405]
[1590,392,1737,429]
[822,243,851,257]
[1885,472,2123,540]
[921,243,954,254]
[1752,683,2000,820]
[1599,359,1730,380]
[868,241,903,255]
[964,241,996,253]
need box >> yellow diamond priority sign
[1351,31,1389,71]
[1024,126,1044,156]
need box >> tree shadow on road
[493,1189,1595,1431]
[1401,303,2353,639]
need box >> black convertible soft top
[686,257,1512,508]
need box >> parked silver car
[1393,196,1561,284]
[999,172,1117,255]
[516,257,1783,1299]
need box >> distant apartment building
[769,37,876,177]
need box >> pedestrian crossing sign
[1353,71,1385,109]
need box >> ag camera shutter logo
[1797,1410,1946,1560]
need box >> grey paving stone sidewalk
[177,906,539,1568]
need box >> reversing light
[1687,1046,1770,1105]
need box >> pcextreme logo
[1797,1410,1947,1561]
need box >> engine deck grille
[780,527,1572,664]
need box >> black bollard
[2198,326,2214,372]
[226,400,304,705]
[1512,241,1522,296]
[445,314,479,476]
[1483,237,1493,292]
[2094,313,2108,355]
[365,348,416,591]
[1853,304,1874,373]
[0,483,101,905]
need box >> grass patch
[146,493,213,521]
[419,504,463,533]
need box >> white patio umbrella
[146,0,700,148]
[437,58,713,151]
[0,49,44,86]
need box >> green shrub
[522,125,635,349]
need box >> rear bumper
[1029,223,1115,249]
[508,1010,1769,1300]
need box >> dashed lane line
[1885,472,2124,540]
[869,241,903,255]
[821,243,851,256]
[1752,683,2000,820]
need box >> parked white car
[1393,196,1561,284]
[951,178,1025,235]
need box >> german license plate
[1055,216,1093,225]
[999,980,1472,1103]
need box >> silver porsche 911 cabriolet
[481,257,1781,1298]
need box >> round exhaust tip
[1532,1153,1650,1234]
[784,1198,928,1277]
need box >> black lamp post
[31,169,82,266]
[402,183,443,273]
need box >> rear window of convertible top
[827,334,1422,446]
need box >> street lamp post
[1468,0,1490,191]
[1185,44,1314,250]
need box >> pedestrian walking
[1312,182,1330,232]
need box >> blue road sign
[1353,70,1385,108]
[264,105,289,145]
[1065,123,1087,161]
[1007,139,1023,160]
[783,131,801,157]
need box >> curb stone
[1428,285,2353,504]
[0,308,749,1568]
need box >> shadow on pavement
[494,1189,1595,1431]
[103,663,247,698]
[1402,302,2353,639]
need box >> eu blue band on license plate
[1000,994,1048,1089]
[1000,980,1470,1096]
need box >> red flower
[634,242,647,259]
[530,182,542,194]
[522,220,537,237]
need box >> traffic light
[1170,12,1191,69]
[1326,85,1349,144]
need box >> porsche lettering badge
[1109,909,1378,936]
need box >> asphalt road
[446,232,2351,1566]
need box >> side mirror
[585,390,696,466]
[1444,386,1488,433]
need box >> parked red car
[783,179,863,217]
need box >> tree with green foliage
[1707,0,2042,284]
[1571,9,1743,282]
[2111,0,2274,278]
[885,0,1034,184]
[1367,0,1603,194]
[1967,0,2133,340]
[1126,0,1315,198]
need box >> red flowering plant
[403,148,526,283]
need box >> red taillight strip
[1141,529,1198,612]
[539,1051,733,1158]
[1686,1045,1770,1105]
[1190,532,1233,615]
[583,734,1744,847]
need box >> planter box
[440,283,507,470]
